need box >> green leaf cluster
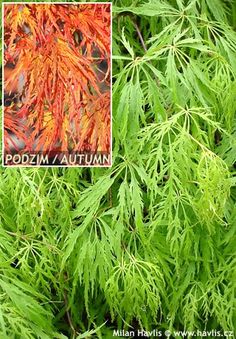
[1,0,236,338]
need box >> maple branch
[132,19,160,87]
[64,293,76,338]
[133,21,147,53]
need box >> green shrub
[1,0,236,338]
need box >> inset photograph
[3,3,111,166]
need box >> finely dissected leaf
[105,254,165,327]
[1,0,236,337]
[121,27,135,59]
[4,3,111,157]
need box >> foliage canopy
[4,3,111,156]
[0,0,236,338]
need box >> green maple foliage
[0,0,236,338]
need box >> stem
[133,22,147,53]
[64,289,77,338]
[132,19,160,87]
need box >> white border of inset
[2,2,112,167]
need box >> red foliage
[4,4,111,156]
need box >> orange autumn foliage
[4,4,111,154]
